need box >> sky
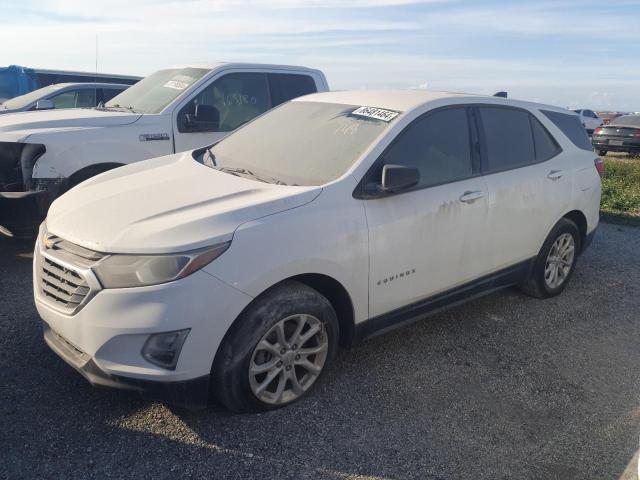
[2,0,640,111]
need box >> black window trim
[474,103,563,177]
[353,105,481,199]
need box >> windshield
[612,115,640,127]
[200,101,396,186]
[1,84,67,109]
[104,67,208,114]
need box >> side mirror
[182,104,220,133]
[35,99,54,111]
[381,164,419,193]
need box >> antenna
[94,35,98,106]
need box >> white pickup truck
[0,63,329,236]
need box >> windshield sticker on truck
[163,79,191,90]
[351,106,399,122]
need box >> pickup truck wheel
[519,218,581,299]
[213,281,338,413]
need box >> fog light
[141,329,190,370]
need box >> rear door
[478,105,570,272]
[363,106,491,318]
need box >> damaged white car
[35,90,601,411]
[0,63,328,236]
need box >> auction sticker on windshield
[351,106,399,122]
[163,79,191,90]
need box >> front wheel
[519,218,581,298]
[212,281,339,412]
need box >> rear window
[268,74,317,106]
[611,115,640,127]
[479,107,535,172]
[541,110,593,151]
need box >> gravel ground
[1,221,639,480]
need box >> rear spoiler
[493,91,508,98]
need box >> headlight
[93,242,230,288]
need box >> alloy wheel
[544,233,575,289]
[248,314,328,405]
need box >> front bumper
[43,323,211,409]
[34,242,254,409]
[0,189,49,237]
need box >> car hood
[46,152,322,254]
[0,108,141,141]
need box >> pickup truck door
[362,106,490,318]
[172,71,319,153]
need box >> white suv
[34,91,602,412]
[573,108,603,134]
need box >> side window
[530,116,561,161]
[541,110,593,151]
[101,88,123,103]
[268,74,317,106]
[75,89,96,108]
[178,72,270,133]
[479,106,535,172]
[381,107,473,188]
[49,91,76,109]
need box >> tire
[212,280,339,413]
[65,167,105,192]
[598,150,607,156]
[519,218,581,299]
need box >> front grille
[37,231,104,315]
[40,257,91,311]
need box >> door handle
[547,170,564,180]
[459,190,485,203]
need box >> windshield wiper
[203,148,217,168]
[214,166,288,185]
[99,103,138,113]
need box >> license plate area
[609,140,624,146]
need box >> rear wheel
[213,281,339,412]
[598,149,607,156]
[519,218,581,298]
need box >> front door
[173,72,272,153]
[363,106,490,318]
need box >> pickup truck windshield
[104,67,208,114]
[201,101,394,186]
[1,84,66,109]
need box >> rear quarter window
[268,74,317,106]
[530,116,561,161]
[541,110,593,151]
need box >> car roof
[51,82,130,88]
[294,89,570,114]
[164,62,323,74]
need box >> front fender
[31,123,174,180]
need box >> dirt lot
[1,221,639,480]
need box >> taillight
[594,157,604,178]
[593,127,603,135]
[634,129,640,138]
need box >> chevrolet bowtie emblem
[43,235,60,250]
